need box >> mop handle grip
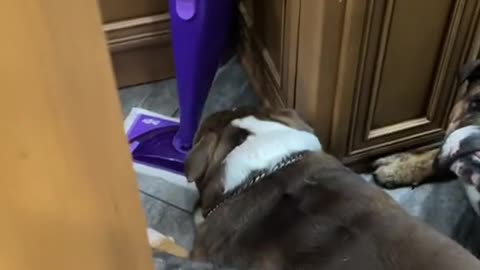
[175,0,196,20]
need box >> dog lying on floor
[182,106,480,269]
[374,60,480,216]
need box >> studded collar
[205,152,306,218]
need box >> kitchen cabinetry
[239,0,480,167]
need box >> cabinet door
[328,0,480,164]
[295,0,479,166]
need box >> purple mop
[127,0,236,175]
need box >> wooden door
[0,1,154,269]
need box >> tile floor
[118,57,259,250]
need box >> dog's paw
[372,153,411,167]
[373,153,420,189]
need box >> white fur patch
[193,207,205,225]
[222,116,322,193]
[441,126,480,158]
[464,183,480,215]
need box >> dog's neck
[222,116,322,194]
[205,151,306,218]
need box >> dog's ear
[270,108,314,133]
[185,132,217,183]
[458,60,480,85]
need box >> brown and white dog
[374,60,480,215]
[184,107,480,269]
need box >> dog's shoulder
[250,153,399,268]
[288,152,395,206]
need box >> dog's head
[185,107,321,216]
[435,60,480,213]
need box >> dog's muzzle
[436,126,480,189]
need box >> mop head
[124,107,198,212]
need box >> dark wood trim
[280,0,301,108]
[237,1,285,109]
[325,0,364,154]
[363,0,396,140]
[347,140,444,173]
[294,0,347,146]
[104,13,171,52]
[237,0,301,109]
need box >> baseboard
[237,2,285,108]
[103,13,175,88]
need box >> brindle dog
[373,60,480,215]
[185,107,480,269]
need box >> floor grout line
[139,189,191,215]
[137,90,154,109]
[171,107,180,117]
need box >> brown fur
[373,149,439,188]
[186,107,480,269]
[374,60,480,188]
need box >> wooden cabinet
[98,0,174,87]
[240,0,480,168]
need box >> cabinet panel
[331,0,480,164]
[372,0,452,128]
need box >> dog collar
[205,151,307,218]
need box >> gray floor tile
[131,80,179,117]
[137,172,197,213]
[202,58,259,118]
[172,57,259,119]
[153,252,225,269]
[140,193,169,232]
[118,85,153,117]
[155,204,195,250]
[140,192,195,250]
